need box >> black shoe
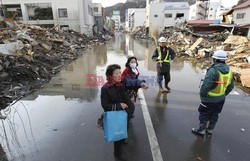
[191,128,206,137]
[165,86,171,91]
[114,152,126,160]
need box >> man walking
[192,50,234,137]
[152,37,176,92]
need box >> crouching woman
[101,64,134,159]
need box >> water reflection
[24,45,108,102]
[187,138,211,161]
[109,33,126,54]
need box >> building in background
[146,1,189,37]
[189,0,210,20]
[125,8,146,32]
[189,0,230,21]
[0,0,94,35]
[111,10,121,31]
[231,0,250,37]
[130,8,146,31]
[93,3,104,33]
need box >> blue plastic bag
[103,110,128,143]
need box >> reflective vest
[208,70,233,97]
[156,47,170,63]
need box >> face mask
[130,63,137,68]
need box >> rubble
[0,22,108,109]
[226,39,250,88]
[130,26,154,41]
[160,26,250,89]
[129,24,250,89]
[159,26,230,59]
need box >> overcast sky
[92,0,239,8]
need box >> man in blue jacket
[192,50,234,137]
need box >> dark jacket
[101,81,133,112]
[121,67,145,92]
[152,46,176,73]
[200,62,234,103]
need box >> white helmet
[158,37,167,43]
[212,50,228,60]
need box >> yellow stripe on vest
[156,47,170,63]
[208,70,233,97]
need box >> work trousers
[198,99,225,130]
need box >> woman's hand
[141,82,149,89]
[120,103,128,109]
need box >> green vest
[156,47,170,63]
[208,70,233,97]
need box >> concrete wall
[207,2,221,20]
[53,0,81,32]
[131,8,146,29]
[189,4,196,20]
[233,7,250,25]
[1,0,94,34]
[147,2,189,36]
[93,3,102,17]
[127,8,136,30]
[188,1,209,20]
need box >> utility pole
[0,0,5,18]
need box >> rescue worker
[152,37,176,92]
[192,50,234,137]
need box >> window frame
[236,13,245,19]
[176,13,184,18]
[94,7,99,13]
[58,8,68,18]
[165,13,172,18]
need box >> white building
[232,0,250,37]
[130,8,146,30]
[125,8,146,32]
[146,1,189,36]
[189,0,229,21]
[93,3,104,33]
[189,1,210,20]
[233,1,250,25]
[0,0,94,35]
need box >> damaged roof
[233,0,250,10]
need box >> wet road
[0,33,250,161]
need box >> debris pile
[0,22,106,109]
[160,26,230,59]
[161,27,250,89]
[130,27,154,41]
[225,36,250,88]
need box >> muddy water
[0,33,249,161]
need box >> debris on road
[0,22,109,109]
[130,26,154,41]
[160,27,250,89]
[129,24,250,89]
[225,36,250,89]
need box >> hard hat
[212,50,228,60]
[158,37,167,43]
